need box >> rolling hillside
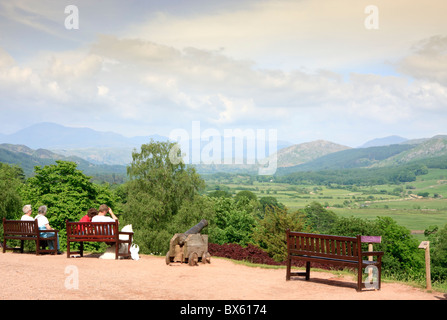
[0,143,126,179]
[275,140,351,167]
[277,135,447,175]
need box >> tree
[253,206,306,262]
[427,223,447,282]
[259,196,284,212]
[20,161,117,249]
[208,197,257,246]
[0,163,24,238]
[234,190,257,202]
[124,140,205,254]
[302,201,338,233]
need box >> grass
[205,168,447,239]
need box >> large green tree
[20,161,118,248]
[124,140,205,254]
[0,163,24,238]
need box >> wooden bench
[286,230,384,291]
[66,221,134,259]
[2,218,59,255]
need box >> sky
[0,0,446,147]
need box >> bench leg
[80,242,84,257]
[357,267,362,291]
[20,240,24,253]
[286,257,291,280]
[3,239,6,253]
[305,261,310,280]
[377,266,382,290]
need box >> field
[204,168,447,240]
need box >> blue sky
[0,0,446,147]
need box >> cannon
[165,219,211,266]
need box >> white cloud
[1,1,447,146]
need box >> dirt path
[1,251,445,302]
[0,251,445,302]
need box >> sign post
[361,236,382,288]
[418,241,431,290]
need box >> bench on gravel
[2,218,59,255]
[286,230,384,291]
[66,220,133,259]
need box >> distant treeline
[273,163,429,186]
[205,156,447,187]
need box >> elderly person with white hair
[21,205,34,221]
[35,205,62,254]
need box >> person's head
[87,208,98,218]
[38,205,48,216]
[98,204,109,215]
[22,205,32,215]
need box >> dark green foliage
[253,206,306,262]
[0,163,24,239]
[302,201,337,234]
[277,163,429,186]
[427,224,447,282]
[329,215,425,279]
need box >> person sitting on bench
[35,205,62,254]
[21,205,34,221]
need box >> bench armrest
[38,229,59,234]
[118,231,134,235]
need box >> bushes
[209,243,281,266]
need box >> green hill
[0,144,126,182]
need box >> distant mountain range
[0,122,167,149]
[276,135,447,175]
[358,135,408,148]
[0,143,126,178]
[1,122,446,177]
[0,122,168,165]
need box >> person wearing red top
[78,208,98,232]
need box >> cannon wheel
[165,251,172,265]
[188,252,199,266]
[202,251,211,264]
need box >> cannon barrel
[185,219,208,235]
[178,219,208,245]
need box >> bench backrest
[287,230,361,262]
[3,218,38,236]
[66,221,119,242]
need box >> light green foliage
[208,196,258,246]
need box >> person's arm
[108,208,118,221]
